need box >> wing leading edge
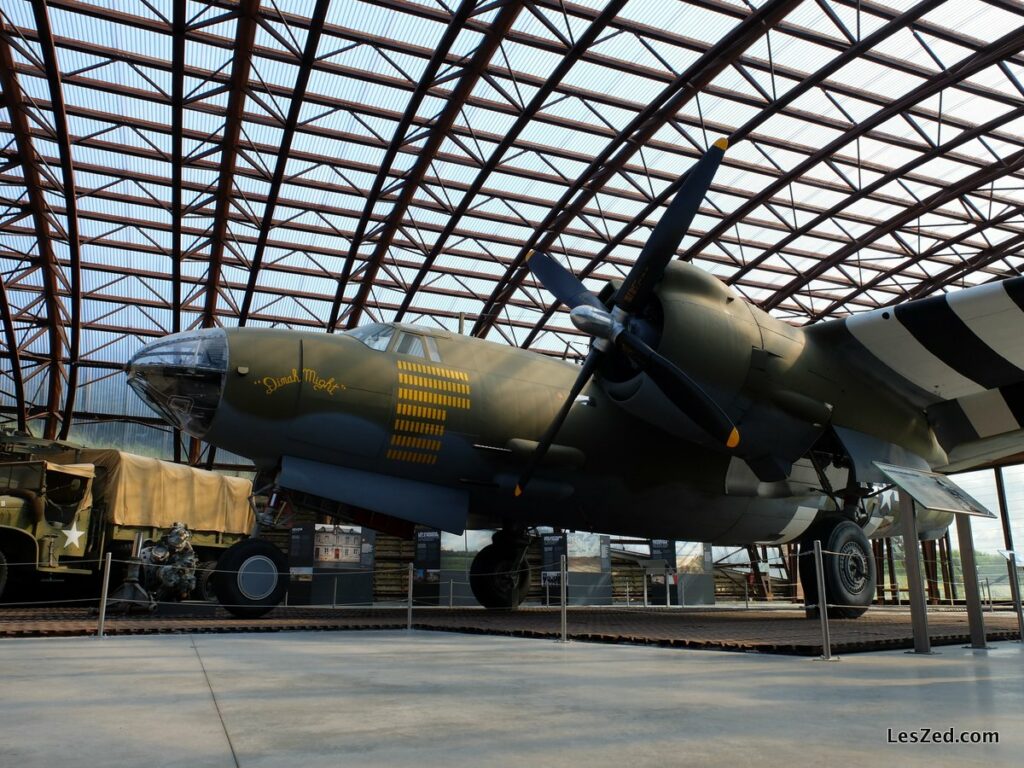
[818,276,1024,471]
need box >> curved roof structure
[2,0,1024,461]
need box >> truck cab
[0,460,97,596]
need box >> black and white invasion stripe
[842,276,1024,447]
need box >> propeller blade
[614,138,728,313]
[515,348,605,497]
[617,329,739,450]
[526,251,604,309]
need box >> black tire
[799,520,875,619]
[212,539,287,618]
[469,543,530,609]
[0,548,7,601]
[192,560,218,602]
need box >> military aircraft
[127,138,1024,618]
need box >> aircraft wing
[812,276,1024,473]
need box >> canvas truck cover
[50,449,254,534]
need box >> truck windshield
[44,469,89,526]
[0,462,44,492]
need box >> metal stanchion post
[986,578,993,612]
[545,582,549,607]
[1012,554,1024,642]
[332,578,337,609]
[449,579,454,609]
[560,554,567,643]
[664,566,670,608]
[813,540,836,661]
[744,581,749,609]
[406,562,414,631]
[626,582,630,607]
[96,552,112,638]
[642,572,648,608]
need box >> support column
[873,540,885,602]
[921,539,940,604]
[938,533,954,603]
[944,529,959,601]
[955,513,988,649]
[899,490,931,654]
[994,467,1024,641]
[885,538,899,605]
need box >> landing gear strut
[469,530,531,609]
[799,519,875,619]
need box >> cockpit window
[348,324,393,351]
[394,332,426,358]
[347,324,441,361]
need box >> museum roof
[3,0,1024,441]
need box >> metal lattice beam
[686,25,1024,289]
[336,1,525,331]
[238,0,330,326]
[200,0,259,329]
[325,0,480,332]
[0,26,68,438]
[471,0,802,339]
[518,0,942,348]
[762,146,1024,311]
[392,0,628,324]
[807,200,1024,321]
[29,0,80,440]
[0,274,26,432]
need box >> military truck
[0,446,257,605]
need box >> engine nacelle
[599,262,830,481]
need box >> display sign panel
[542,533,567,586]
[874,462,996,518]
[314,524,363,567]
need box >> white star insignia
[62,520,85,550]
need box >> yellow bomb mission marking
[257,368,345,396]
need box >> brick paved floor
[1,604,1018,654]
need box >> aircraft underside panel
[833,426,930,483]
[278,456,469,534]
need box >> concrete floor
[0,632,1020,768]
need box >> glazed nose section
[126,328,228,438]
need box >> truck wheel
[213,539,287,618]
[0,549,7,600]
[192,560,218,602]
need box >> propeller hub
[569,305,618,340]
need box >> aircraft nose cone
[126,328,229,438]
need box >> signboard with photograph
[314,525,363,567]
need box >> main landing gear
[469,530,531,609]
[798,518,875,619]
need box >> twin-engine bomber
[128,139,1024,618]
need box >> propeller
[515,138,735,497]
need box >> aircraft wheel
[469,543,529,609]
[213,539,287,618]
[799,520,875,619]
